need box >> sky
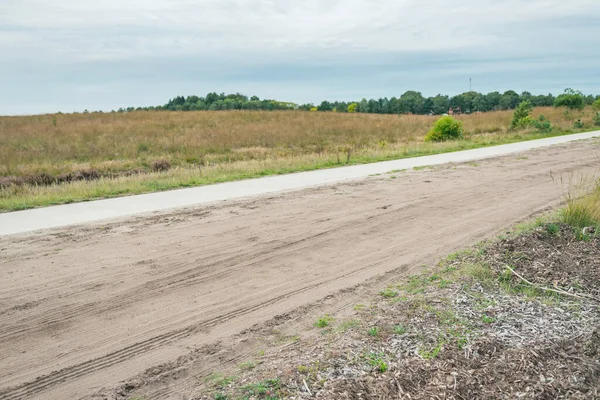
[1,0,600,115]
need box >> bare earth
[0,139,598,400]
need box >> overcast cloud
[1,0,599,114]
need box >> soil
[0,139,599,400]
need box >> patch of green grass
[353,303,366,311]
[367,327,380,337]
[314,315,334,328]
[545,223,560,236]
[481,314,496,324]
[418,339,445,359]
[364,352,388,372]
[239,361,256,371]
[204,373,236,388]
[380,288,399,298]
[241,378,281,397]
[393,325,408,335]
[337,319,360,332]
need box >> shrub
[424,116,463,142]
[510,101,533,130]
[532,114,552,132]
[574,119,584,129]
[554,88,585,110]
[593,112,600,126]
[593,98,600,111]
[151,159,171,172]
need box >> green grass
[1,127,594,212]
[314,315,334,328]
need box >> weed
[257,349,265,357]
[545,223,560,236]
[418,340,445,359]
[241,378,280,397]
[315,315,334,328]
[239,361,256,371]
[364,352,388,372]
[481,314,496,324]
[337,319,360,332]
[367,327,380,337]
[204,373,235,388]
[353,304,366,311]
[393,325,408,335]
[380,288,398,298]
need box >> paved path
[1,131,598,236]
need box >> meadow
[0,107,596,211]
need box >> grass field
[0,107,596,211]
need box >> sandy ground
[0,139,599,400]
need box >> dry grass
[0,107,596,210]
[557,173,600,229]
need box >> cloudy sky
[1,0,600,115]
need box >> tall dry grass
[1,107,593,178]
[0,107,597,210]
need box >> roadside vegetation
[198,180,600,400]
[1,98,599,211]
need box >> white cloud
[0,0,599,113]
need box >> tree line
[116,89,599,115]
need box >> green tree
[347,103,358,113]
[499,90,520,110]
[398,91,425,114]
[510,101,534,130]
[431,95,449,115]
[554,88,585,110]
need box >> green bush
[510,101,534,130]
[425,116,463,142]
[554,88,585,110]
[574,119,584,129]
[593,112,600,126]
[593,99,600,111]
[533,114,552,132]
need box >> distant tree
[485,92,501,110]
[499,90,520,110]
[358,98,369,113]
[348,103,358,113]
[554,88,585,110]
[472,94,488,112]
[430,95,449,115]
[317,101,333,112]
[398,91,425,114]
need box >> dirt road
[0,140,598,399]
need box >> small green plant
[393,325,408,335]
[239,361,256,370]
[364,352,388,372]
[51,115,57,126]
[593,112,600,126]
[367,327,380,337]
[545,223,560,236]
[425,116,463,142]
[418,340,445,359]
[573,119,584,129]
[315,315,334,328]
[510,101,533,130]
[353,303,365,311]
[241,378,280,397]
[481,314,496,324]
[380,288,398,298]
[213,393,227,400]
[532,114,552,132]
